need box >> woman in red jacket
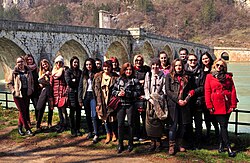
[205,58,237,157]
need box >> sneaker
[86,132,93,140]
[93,135,99,144]
[133,137,139,141]
[139,138,145,142]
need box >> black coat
[164,73,193,124]
[65,68,82,108]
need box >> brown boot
[111,132,117,142]
[105,133,111,144]
[169,141,175,155]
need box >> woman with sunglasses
[133,54,151,141]
[112,62,141,153]
[36,59,53,132]
[50,55,68,133]
[8,56,34,136]
[93,60,119,144]
[205,58,237,157]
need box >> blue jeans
[83,92,98,135]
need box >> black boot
[218,142,225,153]
[148,140,156,152]
[227,145,236,157]
[26,129,34,136]
[18,126,25,136]
[117,142,124,154]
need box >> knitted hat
[54,55,64,64]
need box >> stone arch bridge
[0,20,211,80]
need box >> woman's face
[112,62,118,69]
[103,65,112,74]
[26,56,34,65]
[215,61,225,72]
[188,55,198,68]
[42,62,49,71]
[72,59,79,69]
[85,61,93,71]
[202,54,210,66]
[135,57,143,68]
[16,58,25,70]
[159,53,167,66]
[174,61,182,73]
[125,66,132,77]
[55,61,63,69]
[151,64,160,74]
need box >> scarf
[52,67,64,79]
[27,63,37,71]
[212,71,226,83]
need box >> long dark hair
[70,56,80,70]
[82,58,97,78]
[199,52,214,72]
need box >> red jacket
[205,73,237,114]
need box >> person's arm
[205,74,214,110]
[78,73,84,106]
[144,72,150,100]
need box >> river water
[0,62,249,133]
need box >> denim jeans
[83,92,98,135]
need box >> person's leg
[126,105,134,152]
[83,95,93,136]
[90,98,98,136]
[36,102,46,129]
[193,109,203,148]
[133,109,140,140]
[117,106,126,153]
[69,106,76,135]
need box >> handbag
[135,98,147,112]
[58,96,68,108]
[107,96,121,111]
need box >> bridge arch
[105,40,129,65]
[55,39,90,68]
[162,44,173,62]
[0,37,27,81]
[221,52,229,61]
[138,41,155,65]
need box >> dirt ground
[0,125,178,163]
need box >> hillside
[0,0,250,48]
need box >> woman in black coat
[165,59,194,155]
[65,56,82,137]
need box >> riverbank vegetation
[0,0,249,48]
[0,105,249,162]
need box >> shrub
[42,4,71,24]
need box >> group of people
[7,48,237,157]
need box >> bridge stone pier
[0,20,210,80]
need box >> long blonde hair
[39,59,51,78]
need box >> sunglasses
[188,59,197,62]
[17,60,24,63]
[216,64,224,68]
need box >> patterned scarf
[212,71,226,83]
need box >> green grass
[0,107,249,162]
